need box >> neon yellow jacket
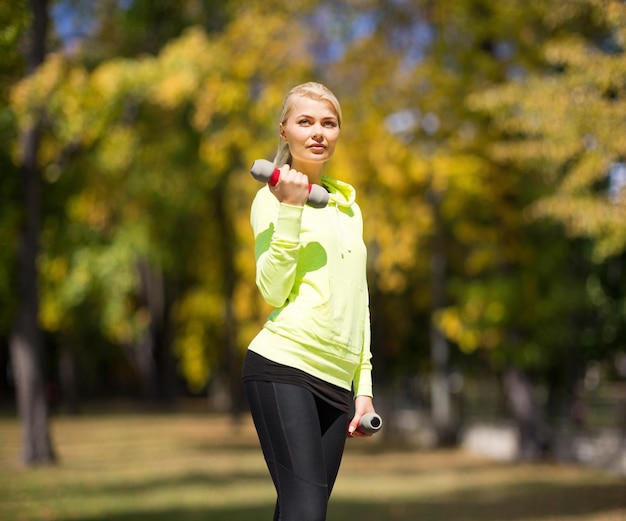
[248,175,373,397]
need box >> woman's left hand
[348,395,377,438]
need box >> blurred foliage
[462,0,626,372]
[2,0,625,405]
[0,0,29,333]
[471,1,626,261]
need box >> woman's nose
[311,124,323,139]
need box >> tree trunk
[134,258,179,403]
[134,259,162,400]
[214,176,244,419]
[428,187,454,445]
[9,0,55,467]
[502,366,541,461]
[59,335,80,415]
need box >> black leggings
[244,380,349,521]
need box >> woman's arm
[251,190,304,308]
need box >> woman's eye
[298,119,311,125]
[324,121,337,127]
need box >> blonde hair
[273,82,342,167]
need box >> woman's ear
[279,123,287,142]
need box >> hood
[321,176,356,208]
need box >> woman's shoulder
[252,185,278,208]
[251,185,280,223]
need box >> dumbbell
[357,412,383,435]
[250,159,329,208]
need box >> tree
[492,1,625,261]
[316,0,624,457]
[323,0,545,445]
[10,0,56,466]
[452,0,626,456]
[10,4,316,410]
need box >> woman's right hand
[269,165,310,207]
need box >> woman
[242,82,377,521]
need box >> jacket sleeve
[251,189,304,308]
[352,289,373,397]
[351,203,373,397]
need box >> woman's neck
[292,159,324,185]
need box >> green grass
[1,407,624,521]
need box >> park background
[0,1,625,518]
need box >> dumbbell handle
[357,412,383,435]
[250,159,329,208]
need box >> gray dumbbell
[358,412,383,434]
[250,159,329,208]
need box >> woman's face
[280,96,340,170]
